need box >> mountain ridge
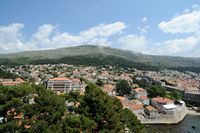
[0,45,200,73]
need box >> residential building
[151,96,174,112]
[0,78,24,86]
[132,88,149,105]
[144,105,158,118]
[138,95,149,105]
[132,88,147,98]
[102,84,116,96]
[47,78,83,93]
[130,104,144,114]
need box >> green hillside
[0,45,200,72]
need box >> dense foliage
[116,80,131,96]
[166,90,183,100]
[147,85,182,100]
[0,84,66,132]
[96,79,104,86]
[0,83,144,133]
[0,69,16,79]
[147,85,166,98]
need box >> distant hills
[1,45,200,73]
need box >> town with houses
[1,64,200,124]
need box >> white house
[47,78,84,93]
[132,88,149,105]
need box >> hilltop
[0,45,200,72]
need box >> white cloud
[150,34,200,57]
[1,21,200,57]
[80,22,126,39]
[0,23,25,53]
[159,5,200,34]
[118,34,149,53]
[30,24,56,49]
[118,33,200,57]
[0,22,126,53]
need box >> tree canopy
[96,79,104,86]
[116,80,131,96]
[0,69,17,79]
[147,85,182,100]
[0,83,144,133]
[147,85,166,98]
[166,90,182,100]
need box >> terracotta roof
[139,96,148,100]
[103,84,113,88]
[49,78,70,81]
[15,78,24,82]
[133,88,146,92]
[24,125,31,129]
[116,96,126,101]
[145,105,157,111]
[2,82,21,86]
[71,78,80,82]
[130,104,144,110]
[102,88,113,93]
[152,96,173,104]
[14,112,23,119]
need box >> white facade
[47,78,83,93]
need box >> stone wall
[139,103,188,124]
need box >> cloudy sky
[0,0,200,57]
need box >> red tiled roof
[116,96,126,101]
[49,78,70,81]
[152,96,173,104]
[103,84,113,88]
[130,104,144,110]
[139,96,148,100]
[133,88,146,92]
[71,78,80,82]
[145,105,157,111]
[14,112,23,119]
[1,82,21,86]
[102,88,113,93]
[24,125,31,129]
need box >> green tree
[96,79,104,86]
[79,83,144,132]
[0,82,144,133]
[147,85,166,98]
[167,90,182,100]
[0,84,66,133]
[79,83,124,132]
[116,80,131,96]
[123,108,144,133]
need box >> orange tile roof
[145,105,157,111]
[152,96,173,104]
[139,96,148,100]
[116,96,126,101]
[133,88,146,92]
[102,88,113,93]
[2,82,21,86]
[49,78,70,81]
[103,84,113,88]
[14,112,23,119]
[130,104,144,110]
[24,125,31,129]
[71,78,80,82]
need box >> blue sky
[0,0,200,57]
